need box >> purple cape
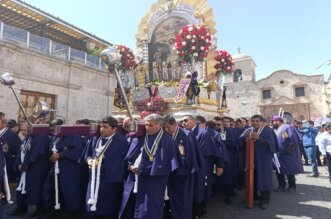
[276,124,304,175]
[86,133,129,216]
[134,131,179,219]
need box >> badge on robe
[281,131,288,139]
[2,143,9,152]
[220,132,226,141]
[178,144,185,156]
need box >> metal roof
[0,0,112,51]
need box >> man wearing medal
[8,121,49,217]
[134,114,179,219]
[119,117,146,219]
[272,115,303,193]
[162,115,202,219]
[181,115,222,218]
[213,116,238,205]
[43,119,86,219]
[242,115,278,209]
[85,116,129,218]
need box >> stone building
[224,53,329,122]
[0,0,117,124]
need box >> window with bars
[295,87,305,97]
[262,89,271,99]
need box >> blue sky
[25,0,331,80]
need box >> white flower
[193,35,196,39]
[192,46,196,50]
[201,36,205,39]
[221,59,225,62]
[173,46,176,50]
[201,46,205,50]
[188,27,193,31]
[206,39,210,43]
[227,66,231,69]
[196,25,201,29]
[191,39,195,43]
[187,35,192,40]
[177,51,180,54]
[182,41,187,46]
[193,53,198,57]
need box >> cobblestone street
[4,166,331,219]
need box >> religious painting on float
[114,88,131,109]
[148,17,189,82]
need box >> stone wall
[0,41,117,124]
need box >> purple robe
[134,130,179,219]
[43,134,86,211]
[275,124,304,175]
[119,136,144,219]
[24,134,50,205]
[190,126,221,204]
[253,126,277,191]
[86,132,129,216]
[168,128,201,219]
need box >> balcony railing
[0,22,107,71]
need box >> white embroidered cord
[16,171,26,194]
[164,186,169,201]
[87,159,97,206]
[88,135,114,211]
[16,138,31,194]
[52,138,61,210]
[89,156,103,211]
[133,152,142,194]
[3,164,13,204]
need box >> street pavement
[4,165,331,219]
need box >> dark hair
[205,120,215,128]
[251,115,264,121]
[76,119,91,125]
[7,119,17,128]
[0,112,5,117]
[235,119,242,123]
[101,116,118,128]
[162,115,176,125]
[213,116,222,121]
[222,116,232,121]
[195,115,206,124]
[308,120,314,125]
[50,119,64,126]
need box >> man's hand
[216,167,224,176]
[87,159,93,169]
[50,153,60,163]
[250,132,260,140]
[129,165,140,175]
[0,192,4,200]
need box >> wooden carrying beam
[245,137,255,208]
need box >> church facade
[225,53,329,122]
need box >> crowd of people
[0,111,330,219]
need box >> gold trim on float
[136,0,218,79]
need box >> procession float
[102,0,235,120]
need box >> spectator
[318,122,331,182]
[298,120,319,177]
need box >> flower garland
[214,50,234,74]
[109,45,136,72]
[174,24,212,63]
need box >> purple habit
[168,128,201,219]
[24,133,50,205]
[275,124,304,175]
[134,130,179,219]
[43,134,86,211]
[119,136,145,219]
[86,132,129,217]
[252,126,277,191]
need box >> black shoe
[7,209,27,217]
[274,186,285,192]
[259,202,269,209]
[307,173,319,177]
[286,187,296,192]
